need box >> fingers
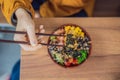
[26,25,38,46]
[14,34,26,42]
[39,25,44,29]
[15,24,45,51]
[14,34,40,51]
[14,33,43,51]
[20,44,42,51]
[38,25,45,39]
[20,39,46,51]
[35,11,40,18]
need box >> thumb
[27,26,38,46]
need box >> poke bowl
[48,24,92,67]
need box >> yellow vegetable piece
[65,26,72,34]
[71,26,75,30]
[76,27,82,32]
[65,26,70,31]
[73,27,82,36]
[81,32,85,38]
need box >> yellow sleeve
[0,0,35,25]
[40,0,88,17]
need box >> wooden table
[21,18,120,80]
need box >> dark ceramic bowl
[47,24,92,67]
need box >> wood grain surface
[21,18,120,80]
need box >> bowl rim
[47,24,92,68]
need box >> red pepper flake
[72,59,78,64]
[65,61,71,67]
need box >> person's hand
[35,11,41,18]
[14,8,45,51]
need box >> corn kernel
[81,32,85,38]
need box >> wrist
[15,8,31,19]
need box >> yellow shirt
[0,0,95,25]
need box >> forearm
[0,0,35,26]
[15,8,32,21]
